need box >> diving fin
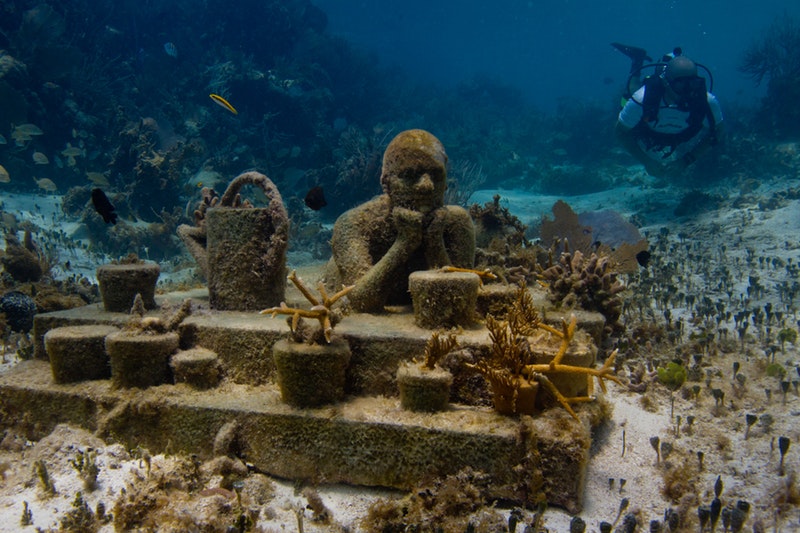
[611,42,652,72]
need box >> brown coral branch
[439,265,498,285]
[420,332,459,370]
[261,271,354,343]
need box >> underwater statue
[327,129,475,312]
[177,171,289,311]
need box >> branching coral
[539,249,626,337]
[468,285,621,419]
[418,332,459,370]
[260,270,353,344]
[739,14,800,137]
[438,265,497,285]
[125,294,193,335]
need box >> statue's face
[385,158,446,214]
[380,130,448,214]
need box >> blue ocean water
[0,0,799,261]
[316,0,800,111]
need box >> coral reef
[1,230,44,282]
[740,13,800,137]
[539,200,647,274]
[0,290,37,333]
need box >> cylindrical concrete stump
[44,325,119,383]
[96,263,160,312]
[396,362,452,412]
[272,338,350,408]
[408,270,480,329]
[171,347,221,389]
[106,330,179,388]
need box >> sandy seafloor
[1,168,800,532]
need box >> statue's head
[380,129,447,214]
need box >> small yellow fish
[13,123,44,136]
[209,93,238,115]
[33,176,57,192]
[62,144,83,166]
[32,151,49,165]
[0,164,9,183]
[86,171,110,187]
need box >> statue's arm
[425,206,475,268]
[337,207,422,312]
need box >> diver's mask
[664,75,707,109]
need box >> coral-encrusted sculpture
[468,285,621,419]
[261,271,354,407]
[327,129,476,312]
[177,171,289,311]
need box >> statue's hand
[424,207,448,239]
[392,207,423,249]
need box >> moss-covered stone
[106,330,179,388]
[397,362,452,412]
[170,347,220,389]
[96,262,160,312]
[44,324,119,383]
[409,270,480,329]
[272,338,351,408]
[0,358,607,513]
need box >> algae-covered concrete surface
[0,358,601,513]
[7,279,610,514]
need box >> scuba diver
[611,43,723,179]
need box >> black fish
[304,186,327,210]
[636,250,651,267]
[91,188,117,224]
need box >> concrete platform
[2,285,609,513]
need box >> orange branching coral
[418,332,459,370]
[468,284,622,419]
[261,270,353,344]
[438,265,497,285]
